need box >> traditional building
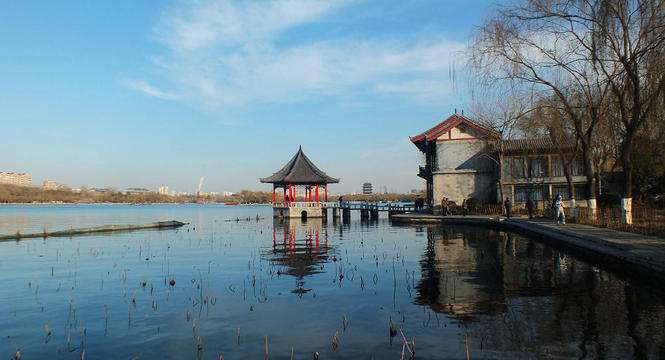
[495,138,588,205]
[411,114,588,210]
[261,147,339,219]
[411,114,501,207]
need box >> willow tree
[591,0,665,224]
[471,0,620,219]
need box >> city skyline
[0,0,496,193]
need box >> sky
[0,0,497,194]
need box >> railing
[331,201,416,212]
[576,205,665,238]
[273,201,420,212]
[273,201,325,208]
[418,165,432,179]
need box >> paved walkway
[392,213,665,284]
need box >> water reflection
[266,218,335,296]
[416,225,665,358]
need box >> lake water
[1,204,664,359]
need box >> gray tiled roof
[492,138,575,153]
[260,147,339,185]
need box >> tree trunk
[562,157,577,222]
[621,138,634,225]
[581,141,597,221]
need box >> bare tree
[589,0,665,223]
[470,0,623,219]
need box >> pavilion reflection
[415,225,665,358]
[266,218,335,296]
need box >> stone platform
[273,204,325,219]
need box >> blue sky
[0,0,497,194]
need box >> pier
[329,201,416,220]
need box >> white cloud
[127,0,464,109]
[121,79,179,100]
[155,0,345,52]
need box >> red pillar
[325,185,328,202]
[315,185,319,203]
[315,228,320,253]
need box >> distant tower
[362,182,373,195]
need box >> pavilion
[260,146,339,219]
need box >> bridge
[275,201,418,220]
[331,202,417,220]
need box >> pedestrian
[462,198,468,216]
[441,197,451,216]
[555,193,566,224]
[526,196,535,219]
[504,197,512,219]
[338,195,343,207]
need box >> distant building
[362,182,373,195]
[158,186,169,195]
[90,187,113,193]
[223,191,235,197]
[125,187,151,195]
[42,180,64,190]
[0,172,32,187]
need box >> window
[515,185,548,202]
[552,185,571,200]
[504,157,526,180]
[574,184,588,200]
[551,157,565,177]
[572,158,585,176]
[529,157,548,178]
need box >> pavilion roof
[260,146,339,185]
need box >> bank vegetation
[470,0,665,225]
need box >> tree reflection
[415,225,665,358]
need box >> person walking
[526,196,535,219]
[555,193,566,224]
[504,197,512,219]
[461,198,468,216]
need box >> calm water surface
[1,204,664,359]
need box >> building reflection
[266,218,334,296]
[415,226,506,321]
[415,225,665,358]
